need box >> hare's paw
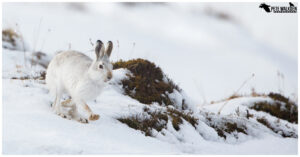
[71,113,89,123]
[78,117,89,123]
[89,114,100,121]
[57,112,72,120]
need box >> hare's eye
[99,64,103,69]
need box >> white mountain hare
[46,40,113,123]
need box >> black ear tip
[96,40,103,44]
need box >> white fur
[46,40,113,122]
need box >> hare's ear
[105,41,113,58]
[95,40,105,60]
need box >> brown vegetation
[118,106,198,136]
[251,92,298,124]
[113,59,182,107]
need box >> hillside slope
[2,48,297,154]
[2,3,298,154]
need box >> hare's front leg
[75,99,99,121]
[84,103,100,121]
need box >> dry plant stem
[89,38,94,46]
[129,42,136,58]
[33,17,43,52]
[40,29,51,51]
[20,35,26,67]
[281,72,285,94]
[16,23,27,68]
[218,74,255,115]
[117,40,120,60]
[277,71,282,94]
[193,79,207,106]
[22,39,26,67]
[277,71,285,94]
[31,17,43,68]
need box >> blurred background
[2,2,298,104]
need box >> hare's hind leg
[54,90,62,114]
[54,91,72,119]
[51,90,61,112]
[61,99,88,123]
[51,95,57,111]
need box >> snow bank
[2,2,297,155]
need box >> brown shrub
[2,28,20,47]
[118,107,198,136]
[250,93,298,123]
[113,59,181,107]
[256,117,297,138]
[210,122,248,139]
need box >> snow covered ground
[2,2,298,154]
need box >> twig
[277,70,282,94]
[83,49,94,53]
[89,38,94,46]
[15,23,27,68]
[193,79,207,106]
[281,72,285,94]
[117,40,120,60]
[40,28,51,52]
[33,17,43,52]
[129,42,136,58]
[218,73,255,115]
[31,17,43,69]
